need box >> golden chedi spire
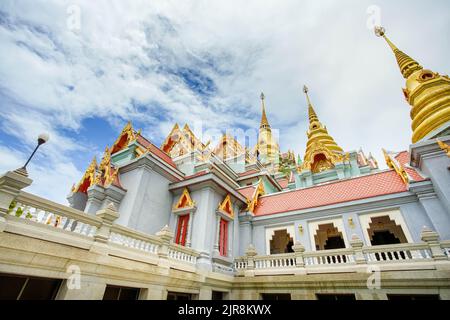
[301,85,345,173]
[375,26,450,143]
[256,92,280,167]
[260,92,270,129]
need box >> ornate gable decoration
[213,134,245,160]
[72,147,124,194]
[94,147,121,188]
[110,122,137,154]
[218,194,234,218]
[300,141,349,173]
[383,149,409,184]
[72,157,97,193]
[437,140,450,157]
[161,123,205,158]
[173,188,195,210]
[246,179,265,213]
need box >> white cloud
[0,0,449,203]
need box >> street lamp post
[20,133,50,171]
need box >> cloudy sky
[0,0,449,204]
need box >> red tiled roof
[253,170,408,216]
[276,178,289,189]
[394,151,426,182]
[238,169,260,177]
[238,186,255,200]
[136,135,177,168]
[184,170,209,180]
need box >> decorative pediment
[383,149,409,184]
[213,134,245,160]
[94,147,122,188]
[218,194,234,218]
[173,188,195,210]
[161,123,205,158]
[72,147,124,194]
[110,122,137,154]
[72,157,97,193]
[301,141,348,173]
[246,179,265,213]
[437,140,450,157]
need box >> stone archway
[367,215,408,260]
[314,223,346,251]
[269,229,294,254]
[367,215,407,245]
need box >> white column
[186,211,194,247]
[227,221,233,257]
[214,215,220,252]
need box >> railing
[7,191,101,237]
[109,224,160,255]
[234,258,248,270]
[254,253,296,269]
[235,240,448,276]
[304,248,355,266]
[441,240,450,258]
[168,243,199,264]
[363,243,431,263]
[1,190,200,272]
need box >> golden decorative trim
[246,179,265,213]
[383,149,409,184]
[173,188,195,210]
[218,194,234,218]
[111,122,136,154]
[437,140,450,157]
[72,157,97,193]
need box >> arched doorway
[368,216,407,245]
[314,223,346,250]
[367,215,408,260]
[269,229,294,254]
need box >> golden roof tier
[301,85,345,173]
[375,26,450,143]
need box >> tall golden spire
[256,92,279,168]
[303,85,319,124]
[260,92,270,129]
[375,26,423,79]
[300,85,344,173]
[375,26,450,143]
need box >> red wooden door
[219,218,228,256]
[175,215,189,246]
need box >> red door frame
[175,214,189,246]
[219,218,228,256]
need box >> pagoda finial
[303,85,318,124]
[374,26,422,79]
[260,92,270,129]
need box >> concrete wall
[117,162,173,235]
[246,194,444,255]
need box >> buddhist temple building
[0,26,449,301]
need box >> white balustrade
[168,245,198,264]
[109,232,158,254]
[363,244,432,263]
[254,254,296,269]
[7,198,99,237]
[304,251,355,266]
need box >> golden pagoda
[375,26,450,143]
[301,85,345,173]
[255,92,280,166]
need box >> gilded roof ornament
[173,188,195,210]
[437,140,450,157]
[300,86,343,173]
[218,194,234,218]
[246,179,265,213]
[375,26,450,143]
